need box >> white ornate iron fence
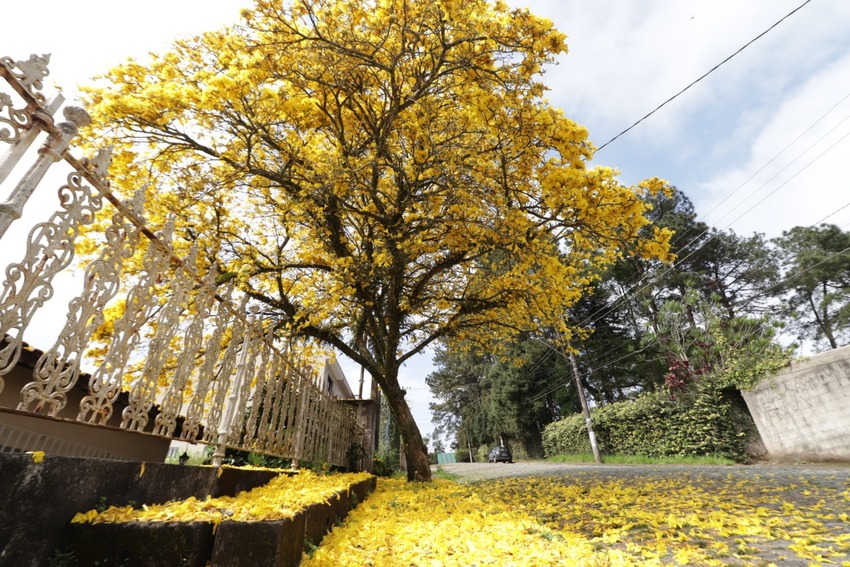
[0,53,362,468]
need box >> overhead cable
[595,0,814,152]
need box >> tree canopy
[774,224,850,350]
[428,338,577,459]
[427,188,799,456]
[82,0,672,481]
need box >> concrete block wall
[742,344,850,461]
[0,454,279,567]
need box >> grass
[546,453,736,465]
[164,453,208,466]
[432,465,462,482]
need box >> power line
[576,186,850,375]
[569,143,850,376]
[698,91,850,228]
[812,199,850,227]
[596,0,814,152]
[575,101,850,333]
[502,222,850,405]
[452,0,834,410]
[521,346,557,377]
[577,4,845,331]
[519,1,839,405]
[717,129,850,233]
[580,238,850,376]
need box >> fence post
[0,106,90,239]
[0,94,63,185]
[212,306,258,467]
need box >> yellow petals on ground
[303,472,850,566]
[71,509,100,524]
[28,451,45,464]
[304,479,595,567]
[72,470,371,528]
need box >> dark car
[488,445,512,463]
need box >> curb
[59,476,377,566]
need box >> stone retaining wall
[59,478,376,567]
[0,453,375,566]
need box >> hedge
[542,384,753,462]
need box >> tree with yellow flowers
[82,0,672,481]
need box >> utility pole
[564,341,603,464]
[536,335,603,464]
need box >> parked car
[488,445,512,463]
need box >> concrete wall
[0,453,281,567]
[743,344,850,461]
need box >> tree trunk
[380,371,432,481]
[808,291,838,349]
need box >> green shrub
[542,383,754,462]
[347,443,367,471]
[205,448,291,469]
[372,456,394,477]
[455,449,470,462]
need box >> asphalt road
[433,459,850,484]
[433,460,850,565]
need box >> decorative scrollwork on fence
[0,168,103,381]
[153,265,218,437]
[0,91,32,144]
[261,352,288,451]
[121,234,194,432]
[1,51,364,468]
[0,54,50,101]
[77,218,172,425]
[179,283,235,441]
[79,144,112,186]
[19,189,145,415]
[0,54,51,144]
[202,297,248,443]
[244,336,277,452]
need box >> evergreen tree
[774,224,850,350]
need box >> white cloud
[523,0,850,152]
[695,52,850,237]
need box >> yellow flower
[73,470,372,526]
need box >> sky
[2,0,849,448]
